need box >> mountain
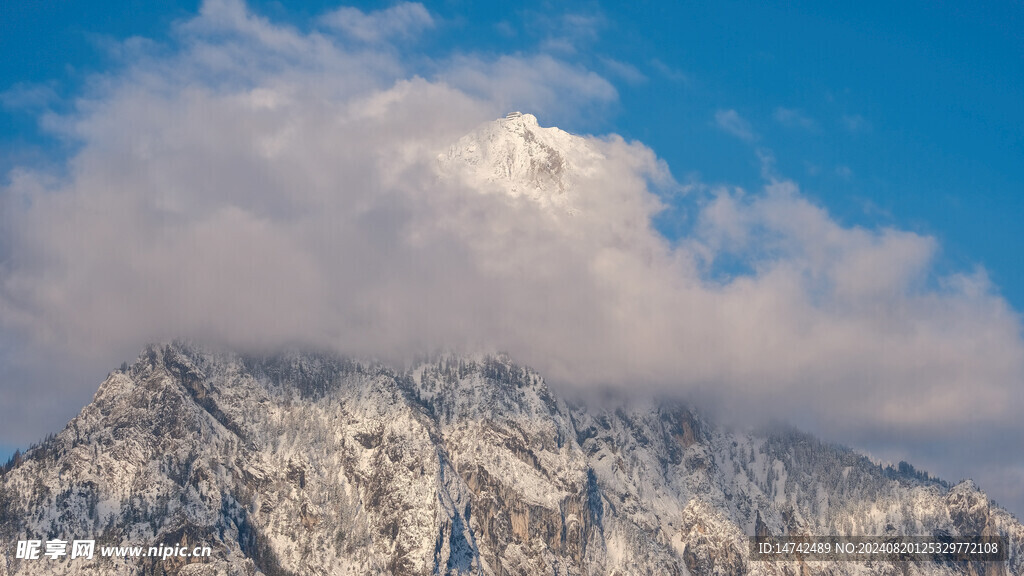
[437,111,601,214]
[2,116,1021,575]
[1,342,1021,575]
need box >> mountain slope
[1,343,1021,575]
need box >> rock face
[1,343,1022,575]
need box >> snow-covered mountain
[2,116,1021,575]
[437,111,603,214]
[1,342,1021,575]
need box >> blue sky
[3,0,1022,308]
[1,0,1023,510]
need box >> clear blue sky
[2,0,1022,462]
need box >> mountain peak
[502,111,536,125]
[437,112,601,213]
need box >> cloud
[528,11,606,54]
[0,82,61,112]
[714,108,756,141]
[600,57,647,85]
[440,54,618,122]
[773,106,816,130]
[841,113,871,133]
[494,21,516,38]
[321,2,434,43]
[2,0,1024,516]
[649,59,688,83]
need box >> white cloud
[600,57,647,85]
[715,108,756,141]
[441,54,618,122]
[841,113,870,133]
[650,58,688,83]
[2,0,1023,516]
[321,2,434,43]
[773,106,816,130]
[530,11,606,55]
[0,82,60,112]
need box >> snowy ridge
[1,342,1022,575]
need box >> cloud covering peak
[1,0,1022,514]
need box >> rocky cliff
[1,343,1021,575]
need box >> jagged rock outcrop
[1,343,1022,575]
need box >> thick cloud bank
[2,1,1022,512]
